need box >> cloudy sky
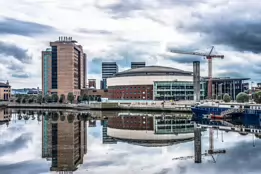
[0,0,260,88]
[1,110,261,174]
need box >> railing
[221,108,244,116]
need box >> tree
[236,92,249,103]
[67,92,74,103]
[82,94,88,101]
[22,98,26,103]
[37,95,42,104]
[59,94,65,103]
[77,96,83,103]
[97,96,102,102]
[89,95,94,101]
[52,93,59,103]
[223,93,231,103]
[44,95,49,103]
[16,95,22,103]
[28,96,34,103]
[253,91,261,104]
[217,95,222,100]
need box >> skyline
[0,0,260,88]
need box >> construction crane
[172,126,226,163]
[168,46,224,99]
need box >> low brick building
[0,81,11,101]
[80,89,110,98]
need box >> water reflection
[0,109,11,127]
[1,108,261,174]
[41,111,88,172]
[105,114,194,147]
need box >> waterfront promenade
[2,101,193,113]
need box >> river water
[0,108,260,174]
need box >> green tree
[52,93,59,103]
[82,94,88,101]
[89,95,94,101]
[77,96,83,103]
[253,91,261,104]
[223,93,231,103]
[28,96,34,103]
[97,96,101,102]
[236,92,249,103]
[67,92,74,103]
[22,98,26,103]
[217,95,222,100]
[16,95,22,103]
[59,94,65,103]
[37,95,42,104]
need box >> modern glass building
[153,81,206,100]
[101,62,118,89]
[42,48,52,96]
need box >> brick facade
[108,85,153,100]
[108,116,154,130]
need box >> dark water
[0,108,261,174]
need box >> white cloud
[0,0,259,88]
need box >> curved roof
[112,66,192,77]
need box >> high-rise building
[131,62,145,69]
[42,111,87,172]
[88,79,96,88]
[42,36,86,97]
[101,62,118,89]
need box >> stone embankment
[3,102,193,113]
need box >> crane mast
[168,46,224,99]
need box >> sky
[1,110,261,174]
[0,0,261,88]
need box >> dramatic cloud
[0,17,56,37]
[177,2,261,54]
[0,133,32,156]
[0,0,260,88]
[0,41,32,63]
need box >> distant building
[0,81,11,101]
[202,77,250,100]
[88,79,96,88]
[12,87,41,95]
[42,37,87,98]
[80,89,109,99]
[131,62,145,69]
[107,66,199,100]
[101,62,118,89]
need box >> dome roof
[112,65,192,77]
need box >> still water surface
[0,109,260,174]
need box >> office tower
[101,62,118,89]
[42,111,87,172]
[88,79,96,88]
[42,36,86,97]
[131,62,145,69]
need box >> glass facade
[153,81,206,100]
[154,116,194,134]
[43,53,50,95]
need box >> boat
[191,101,261,121]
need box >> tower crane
[172,126,226,163]
[168,46,224,99]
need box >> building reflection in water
[41,111,87,173]
[104,113,194,147]
[0,108,11,127]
